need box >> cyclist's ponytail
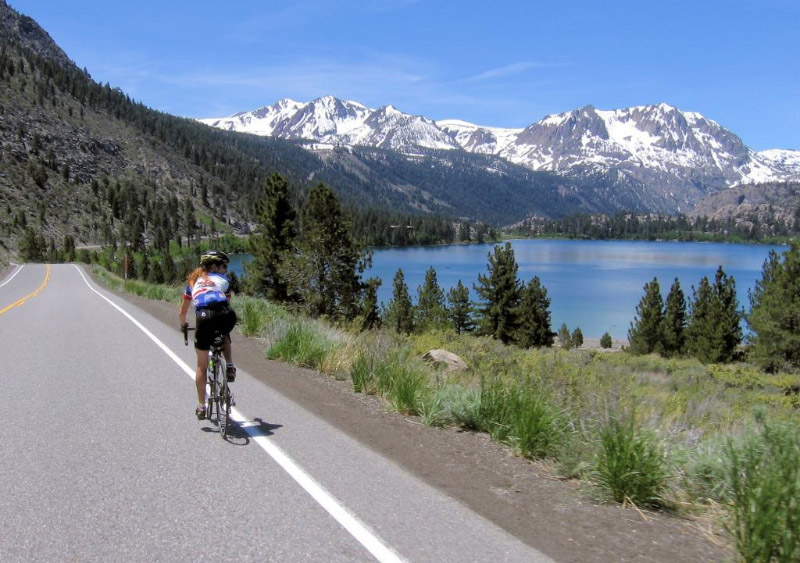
[187,266,206,288]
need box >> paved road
[0,264,552,562]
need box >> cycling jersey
[183,272,231,309]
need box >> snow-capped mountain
[199,97,800,212]
[498,103,794,188]
[199,95,457,152]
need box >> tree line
[628,243,800,371]
[515,210,799,243]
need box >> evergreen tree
[284,183,366,319]
[148,259,164,284]
[474,242,521,344]
[558,323,573,349]
[245,173,297,300]
[386,269,414,334]
[747,244,800,371]
[661,277,686,356]
[183,199,197,246]
[600,332,613,349]
[162,251,177,284]
[686,267,742,363]
[571,327,584,349]
[19,227,43,261]
[227,270,241,294]
[446,280,474,334]
[628,277,664,355]
[360,277,382,331]
[138,252,150,281]
[516,276,554,348]
[416,266,447,331]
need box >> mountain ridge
[200,97,800,213]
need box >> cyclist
[179,250,238,420]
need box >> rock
[422,349,468,371]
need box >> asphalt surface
[0,264,553,562]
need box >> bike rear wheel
[218,377,231,438]
[206,355,218,422]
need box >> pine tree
[245,173,297,300]
[148,259,164,284]
[446,280,474,334]
[474,243,521,344]
[600,332,613,349]
[571,327,584,349]
[284,183,366,319]
[162,251,177,284]
[747,244,800,371]
[19,227,43,261]
[516,276,554,348]
[227,270,241,294]
[661,277,686,356]
[686,267,742,363]
[386,269,414,334]
[628,277,664,355]
[416,266,447,331]
[138,252,150,281]
[360,277,382,331]
[558,323,573,349]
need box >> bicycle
[183,325,235,438]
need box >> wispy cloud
[464,61,562,82]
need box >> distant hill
[689,181,800,234]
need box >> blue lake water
[229,239,786,340]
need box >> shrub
[241,301,263,337]
[726,419,800,562]
[350,351,377,394]
[594,416,669,507]
[439,384,481,430]
[386,362,427,415]
[417,390,446,427]
[478,378,563,458]
[267,322,333,369]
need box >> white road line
[72,265,405,563]
[0,264,23,288]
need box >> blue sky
[9,0,799,150]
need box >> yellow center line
[0,264,51,316]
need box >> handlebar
[181,324,195,346]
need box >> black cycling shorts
[194,304,237,351]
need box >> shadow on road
[202,416,283,446]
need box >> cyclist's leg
[195,348,209,405]
[194,309,213,414]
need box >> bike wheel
[218,379,231,438]
[206,357,217,422]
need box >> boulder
[422,349,468,371]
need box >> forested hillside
[0,1,606,267]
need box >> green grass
[240,300,263,336]
[267,321,334,369]
[593,415,669,508]
[726,419,800,562]
[478,377,563,458]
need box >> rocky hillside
[689,181,800,233]
[1,1,619,260]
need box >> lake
[229,239,786,340]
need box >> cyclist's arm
[179,290,192,327]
